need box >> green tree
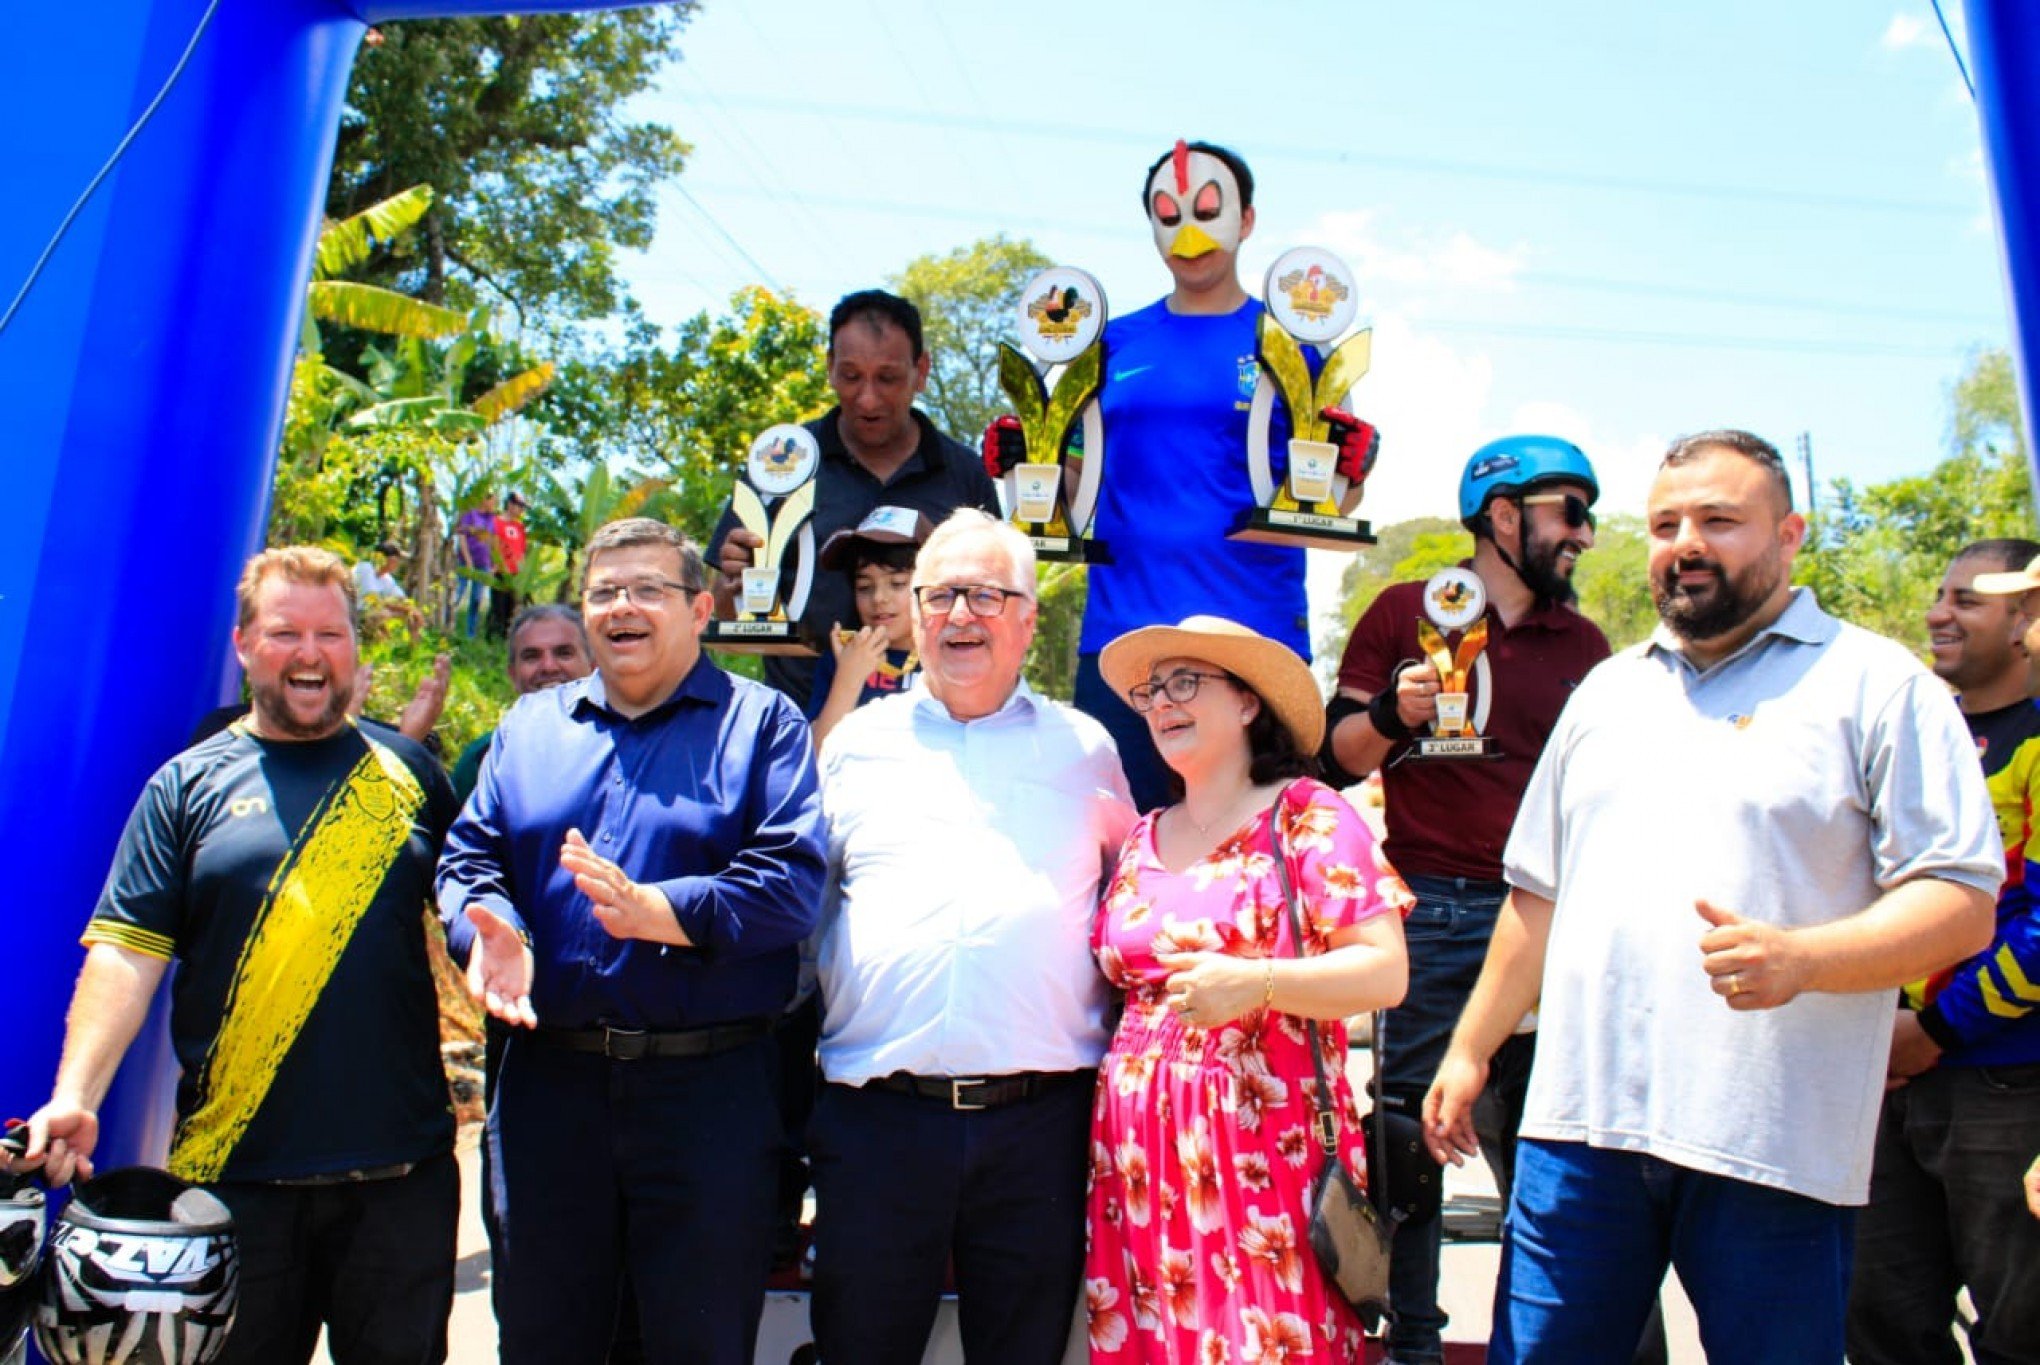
[1797,347,2034,646]
[894,236,1086,693]
[890,235,1055,441]
[1322,512,1656,662]
[1322,516,1466,658]
[1570,515,1654,650]
[543,288,832,544]
[328,11,694,326]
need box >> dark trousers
[808,1077,1091,1365]
[1072,652,1173,813]
[211,1152,458,1365]
[1847,1060,2040,1365]
[486,1032,782,1365]
[773,996,823,1261]
[1379,875,1507,1364]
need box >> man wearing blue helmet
[1424,430,1999,1363]
[1322,434,1611,1365]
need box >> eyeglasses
[914,583,1024,618]
[1520,491,1596,532]
[1127,670,1234,713]
[583,578,696,609]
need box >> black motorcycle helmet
[33,1167,237,1365]
[0,1163,47,1357]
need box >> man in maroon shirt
[1322,435,1611,1365]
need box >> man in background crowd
[1845,539,2040,1363]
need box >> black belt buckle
[949,1077,989,1111]
[603,1027,650,1061]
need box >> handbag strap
[1268,781,1342,1161]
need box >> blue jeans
[1378,874,1507,1364]
[454,572,490,638]
[1847,1060,2040,1365]
[1495,1138,1855,1365]
[1072,651,1174,813]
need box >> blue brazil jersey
[1082,298,1308,657]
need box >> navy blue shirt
[436,656,826,1030]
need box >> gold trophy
[1234,246,1377,551]
[1410,567,1500,760]
[703,424,820,656]
[995,266,1109,562]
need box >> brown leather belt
[533,1019,770,1061]
[867,1069,1093,1111]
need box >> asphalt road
[317,1057,1721,1365]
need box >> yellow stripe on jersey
[1986,944,2040,1016]
[81,921,175,960]
[168,736,425,1182]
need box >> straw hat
[1100,615,1325,753]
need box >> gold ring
[1728,973,1744,996]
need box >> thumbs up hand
[1696,898,1810,1011]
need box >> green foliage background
[1328,348,2033,669]
[267,18,2038,755]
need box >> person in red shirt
[1322,435,1617,1365]
[488,492,530,639]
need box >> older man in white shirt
[809,508,1135,1365]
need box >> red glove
[1320,406,1380,483]
[982,415,1026,478]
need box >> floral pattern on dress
[1085,779,1409,1363]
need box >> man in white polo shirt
[1423,429,2002,1364]
[809,508,1135,1365]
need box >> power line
[669,181,786,294]
[668,66,837,277]
[672,179,2001,333]
[1422,317,1971,359]
[1930,0,1976,99]
[697,92,1977,221]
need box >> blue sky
[614,0,2007,616]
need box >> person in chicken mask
[989,141,1377,811]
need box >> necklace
[1180,783,1254,840]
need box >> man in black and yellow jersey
[3,546,461,1365]
[1848,537,2040,1364]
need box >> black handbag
[1271,788,1395,1330]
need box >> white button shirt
[815,680,1137,1085]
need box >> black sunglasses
[1520,491,1596,532]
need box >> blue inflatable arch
[0,0,669,1171]
[2,0,2038,1171]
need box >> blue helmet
[1457,436,1599,527]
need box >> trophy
[703,424,820,656]
[1410,567,1500,760]
[1233,246,1378,551]
[995,266,1109,562]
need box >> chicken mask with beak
[1146,141,1247,262]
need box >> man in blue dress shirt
[438,517,827,1365]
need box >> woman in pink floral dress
[1086,617,1410,1364]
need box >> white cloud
[1881,13,1932,51]
[1267,209,1526,294]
